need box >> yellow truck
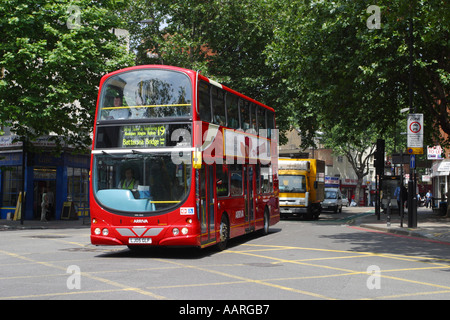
[278,158,325,220]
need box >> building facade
[0,135,90,220]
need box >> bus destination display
[121,125,167,148]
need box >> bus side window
[226,93,239,129]
[216,164,229,197]
[267,111,275,139]
[198,81,211,122]
[230,164,243,196]
[257,106,266,134]
[212,86,226,126]
[256,164,261,195]
[240,100,250,130]
[260,164,272,193]
[250,103,257,131]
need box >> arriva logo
[132,219,148,223]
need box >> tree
[0,0,135,152]
[267,0,449,149]
[321,124,379,205]
[124,0,281,130]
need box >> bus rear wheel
[216,214,229,251]
[260,209,270,236]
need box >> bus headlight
[181,227,188,235]
[172,228,180,236]
[102,228,109,236]
[94,228,101,235]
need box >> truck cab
[278,159,325,220]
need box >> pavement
[0,216,91,231]
[355,206,450,245]
[1,206,449,245]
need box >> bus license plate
[129,238,152,244]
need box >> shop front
[0,137,90,220]
[340,178,368,206]
[431,159,450,211]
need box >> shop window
[1,166,23,207]
[67,167,89,217]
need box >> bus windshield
[93,152,191,213]
[279,175,306,193]
[98,69,192,120]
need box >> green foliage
[0,0,135,152]
[267,0,449,149]
[2,0,448,157]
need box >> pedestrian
[425,191,432,208]
[41,188,48,222]
[394,186,401,210]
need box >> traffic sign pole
[410,155,415,169]
[407,16,418,228]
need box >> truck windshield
[92,152,191,214]
[279,175,306,193]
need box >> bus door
[244,165,255,232]
[199,165,215,246]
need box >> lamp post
[407,9,418,228]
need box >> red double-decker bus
[90,65,279,250]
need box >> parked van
[322,188,343,213]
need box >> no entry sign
[407,113,423,154]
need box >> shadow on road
[95,228,283,260]
[319,227,450,264]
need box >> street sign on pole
[407,113,423,154]
[410,154,415,169]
